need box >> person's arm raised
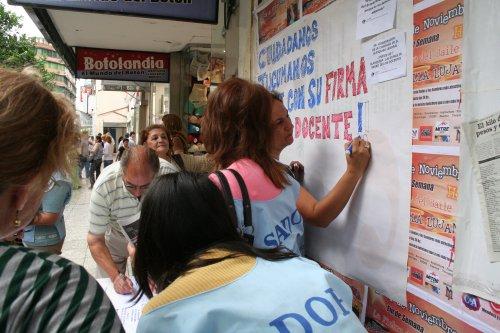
[296,137,371,228]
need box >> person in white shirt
[102,135,114,168]
[87,146,179,294]
[129,131,137,147]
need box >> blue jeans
[78,155,91,178]
[103,160,113,168]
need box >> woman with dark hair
[0,68,122,331]
[203,78,371,256]
[135,173,365,332]
[140,124,213,172]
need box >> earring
[13,210,21,227]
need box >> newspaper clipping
[463,112,500,262]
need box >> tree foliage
[0,3,54,88]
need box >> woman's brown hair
[0,68,78,193]
[202,78,288,189]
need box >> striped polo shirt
[0,243,124,332]
[89,159,179,235]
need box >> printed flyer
[365,289,482,333]
[412,0,463,146]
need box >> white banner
[255,0,413,303]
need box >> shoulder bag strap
[227,169,252,228]
[214,171,237,227]
[227,169,255,245]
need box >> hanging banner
[255,0,412,303]
[76,48,170,83]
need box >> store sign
[9,0,218,24]
[76,48,169,83]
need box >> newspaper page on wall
[254,0,412,303]
[463,113,500,263]
[454,0,500,305]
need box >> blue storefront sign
[8,0,219,24]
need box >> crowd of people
[0,68,371,332]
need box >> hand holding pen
[344,136,371,177]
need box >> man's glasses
[124,182,150,191]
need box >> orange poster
[302,0,335,16]
[258,0,300,44]
[365,289,482,333]
[408,153,461,314]
[411,153,459,217]
[412,0,463,146]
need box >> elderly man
[87,146,179,294]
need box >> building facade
[34,37,76,105]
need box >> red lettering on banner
[345,61,356,98]
[337,67,345,99]
[294,112,352,141]
[324,58,367,104]
[332,113,343,139]
[315,116,322,138]
[309,116,315,139]
[325,71,336,104]
[343,111,353,141]
[295,117,302,138]
[357,57,368,95]
[322,115,330,139]
[302,117,309,138]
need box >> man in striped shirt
[0,243,124,332]
[87,146,179,295]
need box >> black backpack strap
[214,171,237,227]
[284,165,296,179]
[227,169,254,244]
[171,154,186,171]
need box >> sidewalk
[61,178,98,277]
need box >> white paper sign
[356,0,397,40]
[364,32,407,84]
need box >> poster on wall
[255,0,413,303]
[257,0,300,44]
[302,0,335,16]
[412,0,463,146]
[365,288,488,332]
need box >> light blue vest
[138,257,366,333]
[233,176,304,255]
